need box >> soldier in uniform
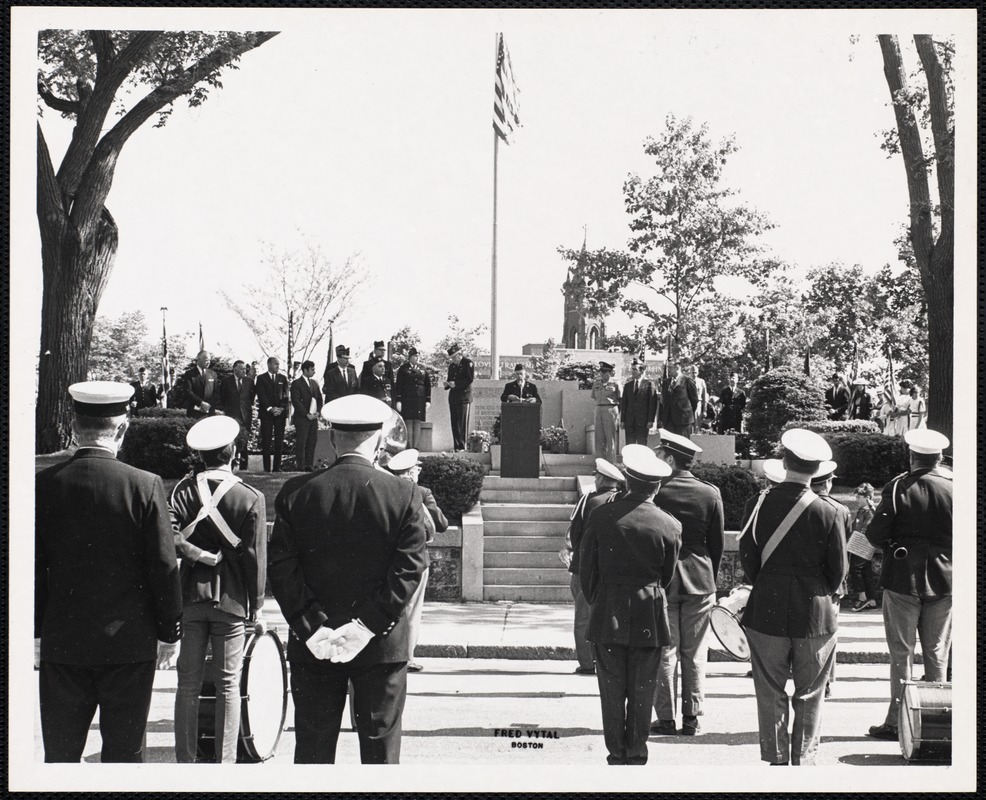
[359,340,395,387]
[580,445,681,765]
[739,429,847,766]
[394,347,432,449]
[864,428,952,742]
[650,430,724,736]
[323,344,360,403]
[590,361,621,463]
[500,363,542,404]
[361,356,395,407]
[444,344,475,452]
[35,382,182,762]
[268,395,429,764]
[620,359,659,446]
[169,416,267,763]
[558,458,625,675]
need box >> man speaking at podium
[501,364,541,404]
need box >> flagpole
[160,307,169,408]
[490,34,500,381]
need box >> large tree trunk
[923,242,953,443]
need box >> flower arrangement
[467,430,491,453]
[539,426,569,454]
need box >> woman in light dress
[905,384,927,431]
[883,380,912,436]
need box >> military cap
[599,361,614,372]
[594,458,625,483]
[186,415,240,452]
[447,343,462,356]
[621,444,672,483]
[335,344,349,356]
[373,340,385,349]
[68,381,134,417]
[657,428,703,458]
[386,448,422,473]
[321,394,393,430]
[407,347,418,357]
[810,460,838,484]
[762,458,787,484]
[781,428,832,462]
[904,428,949,454]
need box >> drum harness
[177,469,244,550]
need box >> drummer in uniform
[580,445,680,765]
[650,430,724,737]
[168,416,268,763]
[864,428,952,742]
[268,394,428,764]
[739,429,847,766]
[35,382,182,762]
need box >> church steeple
[561,226,604,350]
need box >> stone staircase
[480,475,579,602]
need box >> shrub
[419,454,487,519]
[119,417,197,479]
[781,419,880,435]
[467,430,491,453]
[133,407,187,418]
[733,432,753,460]
[690,462,761,530]
[746,366,827,456]
[540,426,569,454]
[823,433,909,486]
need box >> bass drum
[197,629,289,763]
[899,681,951,764]
[709,584,752,661]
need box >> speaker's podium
[500,402,541,478]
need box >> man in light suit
[183,350,219,418]
[620,359,659,445]
[323,345,360,403]
[291,359,324,471]
[256,356,290,472]
[219,359,256,470]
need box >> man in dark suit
[500,363,541,404]
[183,350,219,418]
[360,356,395,407]
[864,428,952,742]
[268,394,429,764]
[35,382,182,762]
[580,445,680,765]
[620,359,659,445]
[651,430,724,737]
[359,340,395,387]
[256,356,290,472]
[559,458,625,675]
[323,344,360,403]
[219,359,256,470]
[169,415,267,763]
[739,429,847,766]
[663,361,698,436]
[718,371,746,433]
[129,367,158,411]
[291,359,324,471]
[444,344,475,451]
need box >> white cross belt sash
[759,488,817,566]
[177,470,243,548]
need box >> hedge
[822,433,909,486]
[781,419,880,435]
[419,454,487,519]
[746,366,827,457]
[689,462,760,530]
[119,417,196,478]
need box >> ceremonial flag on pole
[881,348,896,407]
[493,33,521,144]
[198,322,206,353]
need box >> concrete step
[482,503,575,522]
[479,490,579,504]
[483,567,570,586]
[483,585,573,602]
[485,551,567,568]
[483,535,568,552]
[539,465,594,478]
[482,476,577,491]
[483,520,570,536]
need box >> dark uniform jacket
[256,371,290,420]
[654,471,724,595]
[394,363,432,421]
[565,487,621,575]
[739,482,847,638]
[323,361,360,403]
[360,357,395,388]
[619,378,659,431]
[865,468,952,598]
[360,372,394,407]
[129,380,158,410]
[219,374,256,426]
[413,484,448,568]
[500,380,541,404]
[268,454,429,665]
[580,493,682,648]
[447,357,475,404]
[35,449,182,663]
[291,375,324,424]
[169,469,267,620]
[184,366,219,416]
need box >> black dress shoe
[649,720,677,736]
[681,716,700,736]
[574,666,596,675]
[867,723,899,741]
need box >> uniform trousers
[406,419,422,450]
[39,660,156,762]
[746,627,837,765]
[654,592,715,720]
[294,416,319,470]
[592,642,662,765]
[449,401,470,451]
[174,603,246,763]
[260,415,287,471]
[593,406,619,464]
[880,590,952,728]
[569,574,594,670]
[406,565,430,658]
[290,659,407,764]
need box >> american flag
[880,348,896,407]
[493,33,521,143]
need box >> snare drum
[899,681,951,763]
[197,629,288,763]
[709,584,752,661]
